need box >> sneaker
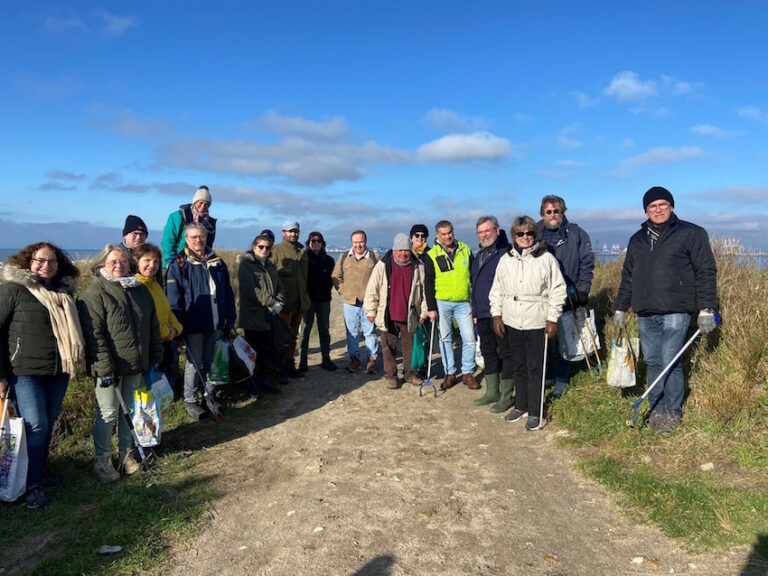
[93,454,120,482]
[185,401,208,421]
[647,411,663,433]
[525,416,542,431]
[654,414,681,434]
[119,449,141,476]
[250,392,261,402]
[321,359,338,371]
[366,357,378,374]
[504,408,527,423]
[346,357,361,373]
[24,487,48,509]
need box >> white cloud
[738,105,768,123]
[257,111,350,141]
[13,75,79,98]
[556,136,582,149]
[421,108,488,132]
[689,185,768,204]
[556,159,584,168]
[622,146,704,168]
[42,14,86,33]
[417,132,511,163]
[89,104,172,139]
[511,112,534,124]
[571,91,599,108]
[690,124,729,138]
[93,9,138,36]
[661,75,702,96]
[622,138,635,148]
[45,169,86,180]
[604,71,657,102]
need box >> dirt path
[166,297,755,576]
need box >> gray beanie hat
[392,233,411,250]
[192,185,212,205]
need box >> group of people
[0,184,718,510]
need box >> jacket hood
[0,264,76,293]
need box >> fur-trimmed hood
[0,264,76,294]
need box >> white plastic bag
[0,398,28,502]
[474,331,485,370]
[606,335,640,388]
[558,307,600,361]
[232,335,257,376]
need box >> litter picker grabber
[567,293,593,376]
[419,319,438,397]
[628,313,719,427]
[577,306,603,374]
[183,337,224,421]
[112,378,157,469]
[535,332,548,431]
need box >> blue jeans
[436,300,476,376]
[637,313,691,419]
[343,303,377,360]
[11,374,69,489]
[184,331,219,404]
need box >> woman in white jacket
[489,216,566,430]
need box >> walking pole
[112,378,156,468]
[183,337,224,421]
[576,306,603,374]
[419,320,438,397]
[537,332,548,430]
[628,315,719,427]
[567,293,593,376]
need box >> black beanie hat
[643,187,675,211]
[123,215,148,237]
[410,224,429,238]
[260,229,275,243]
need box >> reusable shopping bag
[558,307,600,362]
[606,331,640,388]
[0,398,28,502]
[207,339,230,387]
[232,335,257,376]
[133,387,161,448]
[411,324,427,371]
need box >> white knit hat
[192,186,212,205]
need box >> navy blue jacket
[470,230,510,319]
[536,217,594,294]
[615,214,717,315]
[166,248,236,334]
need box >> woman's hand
[492,316,506,339]
[545,320,558,339]
[0,378,8,400]
[166,327,178,341]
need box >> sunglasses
[413,233,427,239]
[309,239,322,244]
[515,231,535,238]
[255,244,271,250]
[545,209,561,215]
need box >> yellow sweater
[136,274,183,340]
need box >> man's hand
[492,316,505,339]
[698,309,718,335]
[613,310,625,328]
[545,320,558,339]
[428,310,437,322]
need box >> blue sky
[2,1,767,251]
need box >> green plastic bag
[411,323,428,370]
[207,339,230,386]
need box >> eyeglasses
[255,245,271,251]
[413,233,427,239]
[515,231,535,238]
[31,257,58,266]
[545,209,561,215]
[105,259,129,267]
[648,202,671,211]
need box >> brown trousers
[380,321,416,379]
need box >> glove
[613,310,625,328]
[697,309,717,335]
[545,320,558,339]
[99,374,117,388]
[577,291,589,305]
[492,316,506,339]
[271,301,284,315]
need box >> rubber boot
[93,454,120,482]
[490,378,515,413]
[474,373,500,406]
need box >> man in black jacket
[614,186,718,433]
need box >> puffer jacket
[0,266,77,379]
[271,241,310,314]
[77,273,163,378]
[237,253,284,332]
[489,241,567,330]
[363,251,428,334]
[470,230,510,319]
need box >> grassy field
[1,247,766,573]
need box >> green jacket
[77,274,163,378]
[271,240,310,314]
[0,266,77,379]
[237,253,284,332]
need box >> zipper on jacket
[10,337,21,362]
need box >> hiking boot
[321,359,338,371]
[505,408,527,423]
[404,373,423,386]
[24,487,48,509]
[441,374,457,390]
[385,377,400,389]
[463,373,480,389]
[475,373,500,406]
[284,361,305,378]
[654,414,681,434]
[93,454,120,482]
[366,357,378,374]
[525,416,542,431]
[185,401,208,421]
[491,378,515,413]
[119,449,141,476]
[346,357,361,373]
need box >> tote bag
[0,398,28,502]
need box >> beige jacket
[488,242,566,330]
[332,249,379,305]
[363,254,428,333]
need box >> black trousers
[476,317,503,375]
[501,326,546,415]
[244,329,271,378]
